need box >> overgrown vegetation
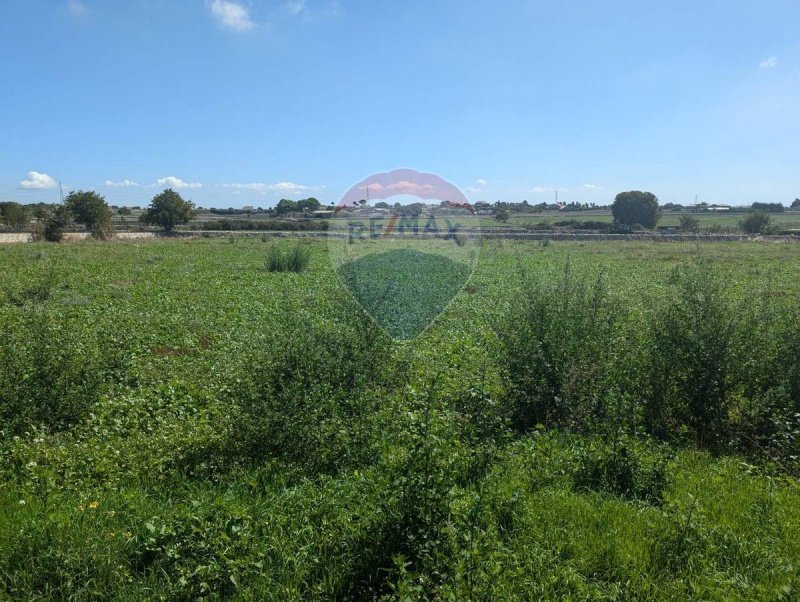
[0,238,798,599]
[264,242,312,273]
[740,210,772,234]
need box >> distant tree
[495,208,511,223]
[141,188,195,232]
[791,198,800,209]
[739,211,771,234]
[31,203,51,220]
[678,214,700,232]
[612,191,661,228]
[0,202,28,230]
[274,199,298,216]
[751,202,784,213]
[374,201,389,209]
[296,197,322,213]
[117,206,132,216]
[64,190,113,239]
[42,205,71,242]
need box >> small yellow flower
[88,501,100,510]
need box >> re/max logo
[347,216,463,242]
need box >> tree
[495,208,510,222]
[0,202,28,230]
[30,203,51,220]
[678,214,700,232]
[739,211,771,234]
[117,206,132,216]
[274,199,298,216]
[296,197,321,213]
[792,198,800,209]
[141,189,195,232]
[64,190,113,239]
[612,191,661,228]
[42,205,71,242]
[751,202,784,213]
[374,201,390,209]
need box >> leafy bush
[574,433,671,503]
[740,211,771,234]
[39,206,70,242]
[678,214,700,232]
[0,308,104,435]
[234,305,389,473]
[643,260,735,447]
[496,261,619,432]
[729,289,800,466]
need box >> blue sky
[1,0,798,208]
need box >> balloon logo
[328,168,481,340]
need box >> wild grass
[264,242,311,273]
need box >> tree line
[2,189,196,242]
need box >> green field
[322,210,800,232]
[1,238,799,599]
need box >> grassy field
[1,238,799,599]
[105,207,800,234]
[324,210,800,231]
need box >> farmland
[89,206,800,235]
[1,238,800,599]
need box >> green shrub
[678,214,700,232]
[573,433,671,503]
[643,259,735,447]
[0,308,104,435]
[730,290,800,467]
[40,206,70,242]
[496,261,620,431]
[235,305,389,474]
[740,211,771,234]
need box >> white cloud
[476,179,487,186]
[284,0,306,15]
[759,56,778,69]
[67,0,87,15]
[464,187,480,194]
[210,0,256,31]
[223,181,323,194]
[530,186,555,193]
[156,176,202,189]
[105,179,139,187]
[583,183,603,190]
[20,171,57,190]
